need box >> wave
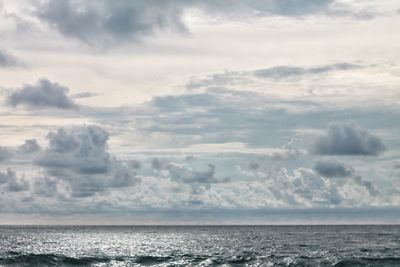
[1,252,400,266]
[334,257,400,267]
[0,252,182,266]
[0,252,121,266]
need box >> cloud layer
[0,0,399,223]
[33,0,348,47]
[36,0,188,47]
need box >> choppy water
[0,225,399,266]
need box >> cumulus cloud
[152,159,230,194]
[269,147,304,161]
[271,167,343,206]
[7,79,77,109]
[0,168,29,192]
[19,139,41,154]
[0,50,22,68]
[314,159,354,177]
[32,176,59,198]
[162,163,226,184]
[36,125,140,197]
[353,176,379,196]
[313,122,386,156]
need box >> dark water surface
[0,225,399,266]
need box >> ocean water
[0,225,399,266]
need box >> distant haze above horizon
[0,0,400,224]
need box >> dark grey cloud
[314,159,354,177]
[198,0,336,17]
[0,147,12,162]
[394,161,400,169]
[151,158,167,171]
[0,168,29,192]
[353,176,379,196]
[0,169,13,184]
[33,176,59,198]
[36,125,140,197]
[34,0,351,47]
[128,160,142,170]
[0,50,22,68]
[134,88,325,148]
[93,85,399,152]
[6,176,29,192]
[7,79,77,109]
[188,63,362,89]
[313,122,386,156]
[254,63,361,79]
[19,139,41,154]
[35,0,188,47]
[249,162,260,170]
[71,92,99,99]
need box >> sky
[0,0,400,225]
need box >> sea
[0,225,399,266]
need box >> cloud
[0,168,29,192]
[36,125,140,197]
[253,63,361,79]
[394,160,400,169]
[71,92,99,99]
[0,147,12,162]
[151,159,230,194]
[7,79,78,109]
[152,158,228,184]
[19,139,41,154]
[198,0,337,17]
[33,0,353,47]
[314,159,354,177]
[162,163,228,184]
[313,122,386,156]
[188,63,362,89]
[249,162,260,170]
[128,160,142,170]
[0,169,13,184]
[353,176,379,196]
[35,0,188,47]
[0,50,22,68]
[32,176,59,198]
[139,88,305,147]
[268,147,304,160]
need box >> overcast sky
[0,0,400,224]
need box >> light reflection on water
[0,225,399,266]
